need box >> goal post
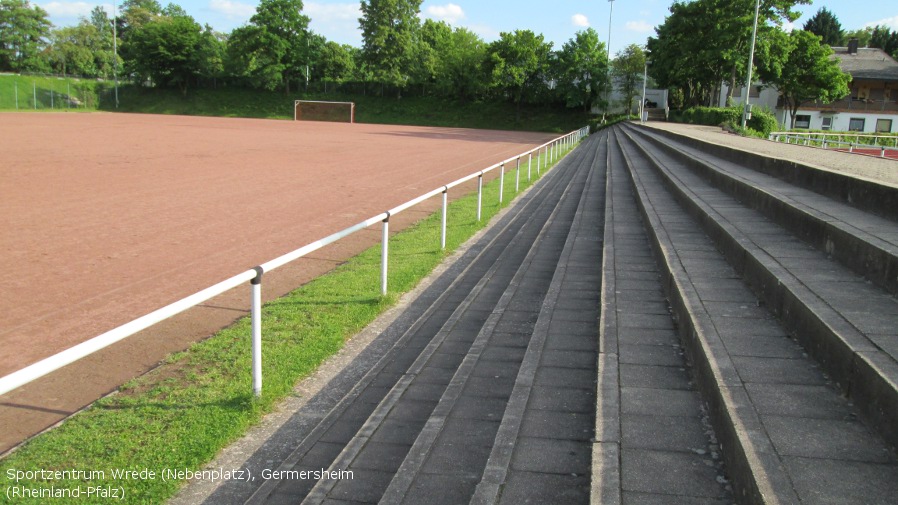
[294,100,355,123]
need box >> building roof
[831,47,898,82]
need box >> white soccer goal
[294,100,355,123]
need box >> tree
[485,30,553,121]
[226,0,311,93]
[127,14,202,94]
[870,25,898,59]
[359,0,422,95]
[320,41,354,92]
[556,28,608,111]
[433,26,487,100]
[843,27,872,48]
[0,0,51,72]
[611,44,646,117]
[766,30,850,128]
[647,0,810,107]
[803,7,844,46]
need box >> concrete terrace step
[593,130,733,505]
[243,135,600,505]
[614,126,898,504]
[624,122,898,298]
[468,131,605,505]
[618,124,898,451]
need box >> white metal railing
[770,132,898,158]
[0,126,590,398]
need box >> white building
[721,43,898,133]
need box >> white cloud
[783,21,795,33]
[305,2,362,46]
[423,3,465,25]
[572,13,589,27]
[306,2,361,23]
[208,0,254,19]
[625,20,653,33]
[39,1,94,19]
[864,15,898,31]
[468,23,500,41]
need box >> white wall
[784,109,897,133]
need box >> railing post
[499,162,505,204]
[882,146,886,158]
[527,153,532,182]
[251,268,263,397]
[515,157,520,193]
[381,214,389,295]
[477,173,483,221]
[441,188,448,250]
[540,147,545,174]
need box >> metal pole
[15,80,18,109]
[113,0,119,108]
[499,163,505,204]
[381,216,389,295]
[477,174,483,221]
[527,153,532,181]
[251,273,262,397]
[605,0,614,121]
[641,61,649,122]
[741,0,761,128]
[515,157,520,193]
[33,82,36,109]
[441,189,448,250]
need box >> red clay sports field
[0,112,555,452]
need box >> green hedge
[669,105,779,137]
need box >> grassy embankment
[0,74,591,133]
[0,125,581,503]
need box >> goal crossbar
[294,100,355,123]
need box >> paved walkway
[644,122,898,186]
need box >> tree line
[0,0,652,116]
[646,0,896,122]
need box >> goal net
[294,100,355,123]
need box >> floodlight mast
[742,0,761,128]
[605,0,614,121]
[113,0,119,108]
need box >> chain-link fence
[0,74,114,111]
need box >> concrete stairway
[191,122,897,505]
[244,133,607,505]
[614,123,898,504]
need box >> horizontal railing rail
[769,132,898,158]
[0,126,590,398]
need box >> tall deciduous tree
[485,30,553,121]
[320,41,354,92]
[127,14,202,94]
[359,0,422,95]
[803,7,844,46]
[556,28,608,111]
[611,44,646,117]
[764,30,850,128]
[647,0,809,107]
[0,0,51,71]
[433,26,486,100]
[870,25,898,59]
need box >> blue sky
[38,0,898,55]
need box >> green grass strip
[0,144,578,504]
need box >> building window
[849,118,865,131]
[794,115,811,129]
[876,119,893,133]
[822,117,833,130]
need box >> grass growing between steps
[0,144,578,504]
